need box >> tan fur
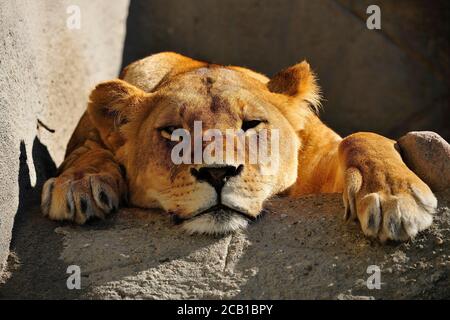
[41,52,437,241]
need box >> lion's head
[87,52,320,234]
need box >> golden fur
[41,52,436,241]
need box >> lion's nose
[191,165,243,192]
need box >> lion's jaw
[128,160,286,235]
[179,207,250,235]
[172,166,277,234]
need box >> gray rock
[0,0,129,272]
[398,131,450,191]
[337,293,375,300]
[1,190,449,299]
[123,0,449,140]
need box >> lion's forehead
[147,66,278,130]
[153,94,242,130]
[154,92,274,131]
[161,66,261,95]
[160,71,270,110]
[191,66,243,82]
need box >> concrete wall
[123,0,449,140]
[0,0,129,271]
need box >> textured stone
[0,0,129,271]
[398,131,450,191]
[123,0,449,140]
[1,191,449,299]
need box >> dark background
[121,0,449,140]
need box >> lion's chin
[181,211,249,235]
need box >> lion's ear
[88,79,147,150]
[267,61,321,112]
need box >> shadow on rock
[232,194,450,299]
[0,137,83,299]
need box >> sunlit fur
[41,52,437,242]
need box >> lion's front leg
[339,132,437,242]
[41,140,127,224]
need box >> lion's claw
[343,167,436,242]
[41,173,120,224]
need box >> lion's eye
[241,120,265,131]
[159,126,179,139]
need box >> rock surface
[123,0,449,140]
[398,131,450,191]
[1,190,449,299]
[0,0,129,271]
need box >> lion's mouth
[172,204,256,225]
[170,203,266,235]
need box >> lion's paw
[41,173,120,224]
[343,167,437,242]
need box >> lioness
[41,52,437,242]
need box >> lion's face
[88,53,320,234]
